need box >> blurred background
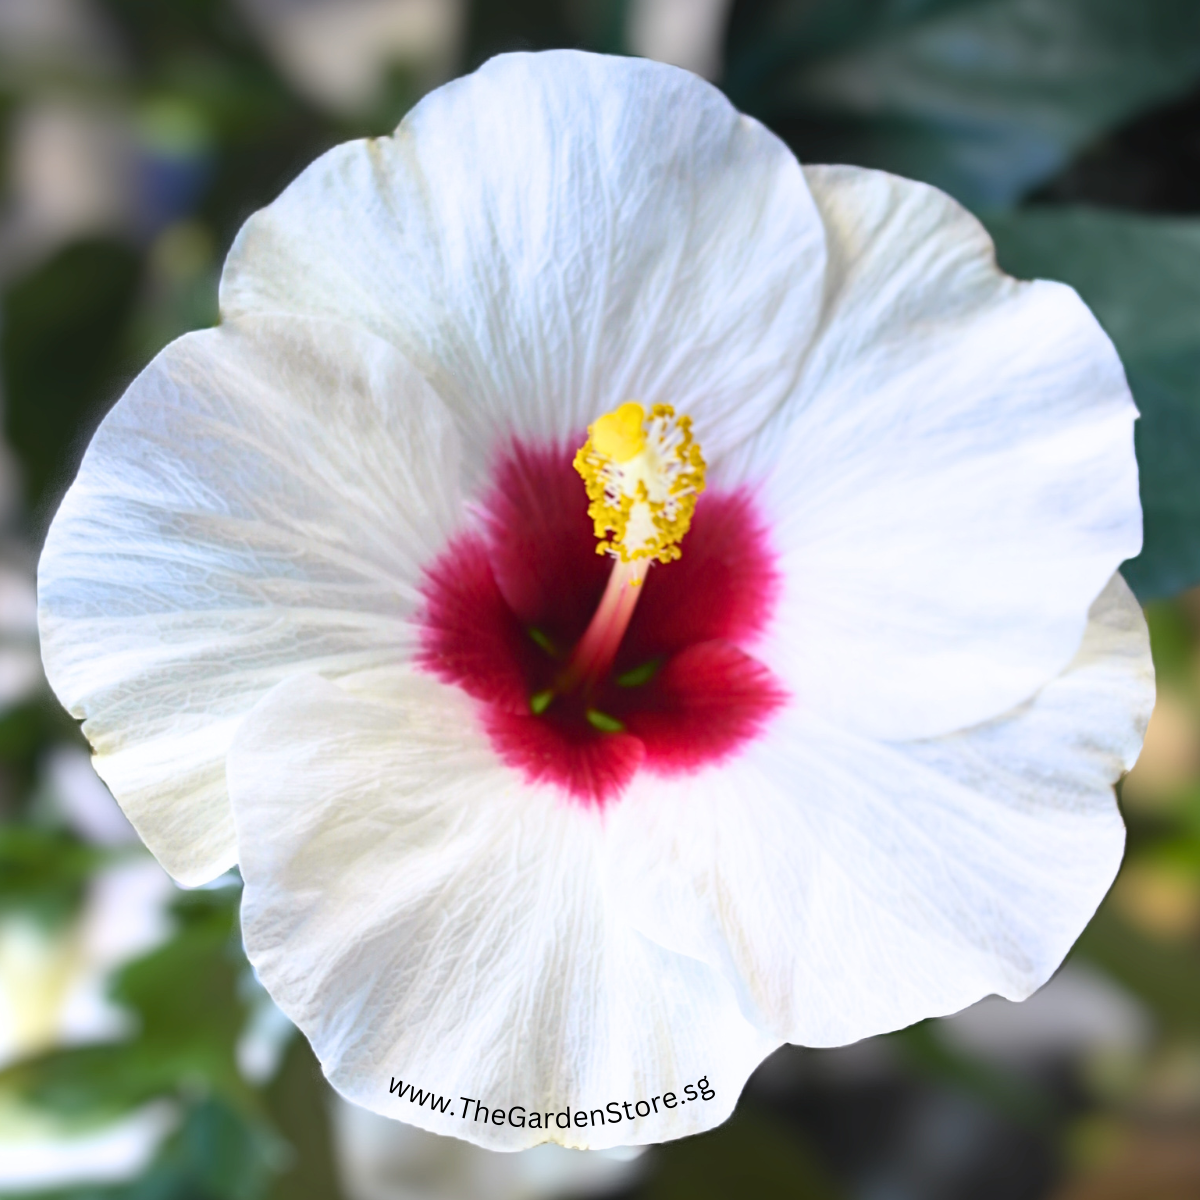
[1,0,1199,1197]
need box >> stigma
[573,402,706,564]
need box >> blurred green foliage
[1,1,1200,1198]
[725,0,1200,208]
[2,241,141,518]
[4,889,251,1121]
[0,826,109,931]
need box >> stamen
[531,404,707,713]
[573,401,706,564]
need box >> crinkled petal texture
[750,164,1143,742]
[227,671,779,1150]
[603,574,1153,1046]
[219,51,828,484]
[37,315,464,885]
[227,578,1149,1150]
[221,51,1141,748]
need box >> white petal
[604,573,1152,1046]
[220,50,826,484]
[38,316,463,885]
[751,165,1141,740]
[228,672,777,1150]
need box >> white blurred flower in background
[939,962,1152,1066]
[0,0,119,79]
[0,859,174,1066]
[43,745,140,845]
[332,1099,646,1200]
[236,966,298,1085]
[0,102,136,279]
[626,0,733,80]
[0,1100,177,1194]
[235,0,464,114]
[0,0,131,278]
[0,731,181,1192]
[0,855,178,1191]
[0,561,42,709]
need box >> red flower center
[417,439,786,805]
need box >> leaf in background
[1075,904,1200,1037]
[0,884,321,1199]
[1031,85,1200,213]
[1142,602,1198,690]
[136,1095,284,1200]
[1,239,141,525]
[0,826,109,929]
[724,0,1200,208]
[464,0,630,66]
[0,698,88,816]
[573,0,632,54]
[983,207,1200,600]
[0,888,252,1122]
[263,1038,343,1200]
[464,0,578,65]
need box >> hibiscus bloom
[37,51,1152,1150]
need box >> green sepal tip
[527,627,558,656]
[615,658,661,687]
[586,709,625,732]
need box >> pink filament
[556,557,649,695]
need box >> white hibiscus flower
[37,51,1153,1151]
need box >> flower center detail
[574,401,706,565]
[416,434,785,806]
[554,403,706,700]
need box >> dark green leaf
[983,207,1200,599]
[464,0,578,65]
[0,697,87,817]
[464,0,630,65]
[0,826,110,928]
[2,239,141,521]
[724,0,1200,208]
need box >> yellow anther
[591,402,647,464]
[573,402,706,564]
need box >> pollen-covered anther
[573,401,707,564]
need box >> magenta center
[416,440,786,805]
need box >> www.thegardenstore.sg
[388,1076,717,1130]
